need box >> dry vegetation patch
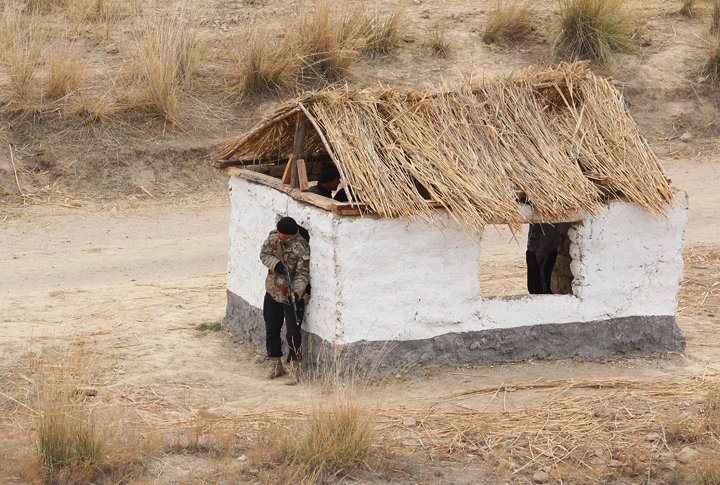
[701,39,720,85]
[483,1,536,46]
[44,41,83,99]
[274,391,379,482]
[231,2,407,97]
[555,0,636,62]
[679,0,697,18]
[130,13,200,122]
[233,28,296,97]
[294,3,363,84]
[427,22,451,57]
[0,348,154,483]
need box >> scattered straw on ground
[679,247,720,317]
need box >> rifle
[275,240,303,326]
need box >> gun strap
[277,239,306,300]
[275,240,285,263]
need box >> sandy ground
[1,159,719,483]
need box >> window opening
[480,223,575,299]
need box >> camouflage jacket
[259,231,310,304]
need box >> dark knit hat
[276,216,298,235]
[318,162,341,184]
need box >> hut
[214,62,688,372]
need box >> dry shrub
[351,4,407,58]
[2,36,42,99]
[36,399,104,470]
[234,2,407,96]
[711,1,720,35]
[0,6,42,100]
[235,28,296,96]
[427,22,451,57]
[701,39,720,85]
[32,350,106,476]
[555,0,635,63]
[679,0,696,17]
[276,391,378,481]
[483,1,535,45]
[131,13,199,122]
[294,2,363,83]
[44,42,82,99]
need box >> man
[309,162,342,198]
[259,216,310,385]
[526,223,562,295]
[309,162,356,203]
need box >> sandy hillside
[0,0,719,204]
[2,0,720,483]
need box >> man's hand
[274,262,284,274]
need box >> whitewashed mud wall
[227,177,688,362]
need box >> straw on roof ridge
[215,62,675,230]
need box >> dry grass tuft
[679,0,696,18]
[131,13,200,122]
[483,1,536,45]
[44,42,82,99]
[0,6,43,101]
[32,350,107,475]
[291,2,407,85]
[428,23,451,57]
[2,37,42,100]
[294,2,362,83]
[276,390,378,481]
[235,28,296,96]
[711,1,720,35]
[36,399,104,470]
[701,39,720,85]
[354,5,407,58]
[555,0,635,63]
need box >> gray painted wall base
[224,290,685,375]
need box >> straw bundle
[215,62,675,230]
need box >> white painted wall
[228,177,688,346]
[228,176,341,341]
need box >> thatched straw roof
[216,62,675,230]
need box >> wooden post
[281,155,294,185]
[291,113,307,188]
[296,159,309,191]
